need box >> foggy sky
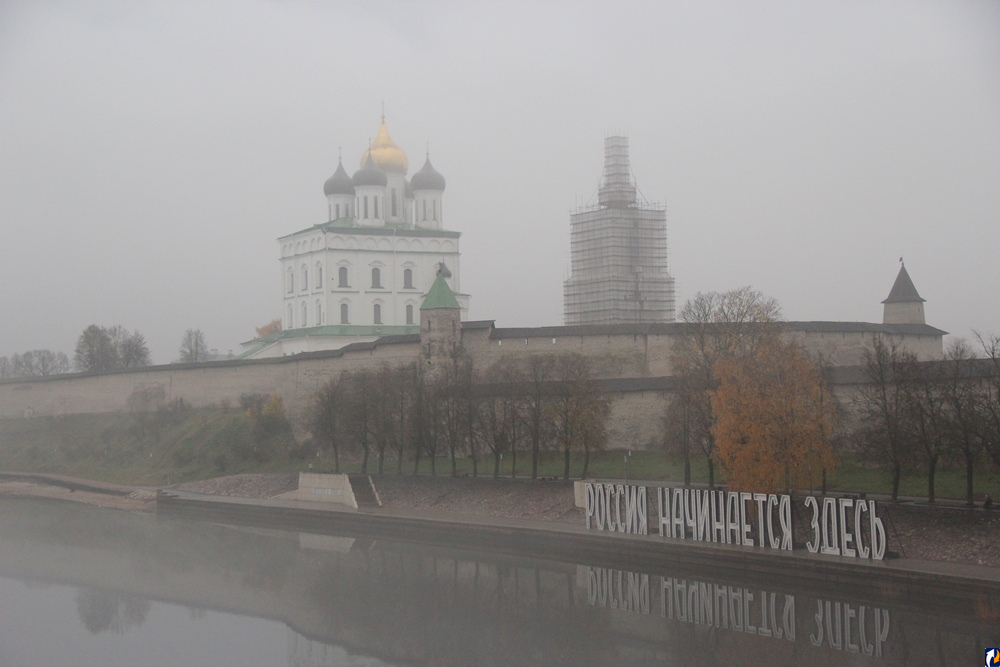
[2,1,998,364]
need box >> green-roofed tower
[420,263,463,366]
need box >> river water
[0,496,994,666]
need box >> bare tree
[940,339,988,505]
[523,354,556,479]
[977,332,1000,469]
[178,329,209,363]
[478,362,524,478]
[548,354,612,480]
[311,378,343,472]
[75,324,150,371]
[855,335,915,500]
[6,350,70,376]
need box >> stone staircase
[348,475,382,508]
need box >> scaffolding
[564,136,676,325]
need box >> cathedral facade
[243,117,468,358]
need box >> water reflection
[75,588,151,634]
[0,497,994,666]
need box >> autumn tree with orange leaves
[710,339,836,493]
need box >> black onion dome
[323,159,355,196]
[352,153,388,187]
[410,156,446,191]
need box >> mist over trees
[74,325,151,372]
[178,328,209,363]
[0,349,70,377]
[854,333,1000,506]
[308,353,612,479]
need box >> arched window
[316,263,323,288]
[338,266,349,287]
[364,196,369,219]
[433,200,437,221]
[406,304,414,325]
[403,268,413,289]
[287,303,294,328]
[422,200,427,221]
[374,196,379,218]
[335,203,340,219]
[287,268,294,294]
[391,189,397,217]
[373,303,382,325]
[315,300,323,325]
[371,267,381,289]
[340,303,349,324]
[301,302,308,327]
[302,266,308,291]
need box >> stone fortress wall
[0,317,943,452]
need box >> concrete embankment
[157,489,1000,620]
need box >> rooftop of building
[279,218,461,241]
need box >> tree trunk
[891,463,901,501]
[683,451,691,487]
[531,430,539,480]
[511,449,517,479]
[563,444,571,481]
[582,446,590,480]
[965,451,975,507]
[412,445,422,475]
[377,443,385,475]
[361,445,369,475]
[927,455,938,504]
[333,444,340,474]
[450,446,457,477]
[430,452,436,475]
[707,458,715,490]
[821,468,827,496]
[396,448,403,474]
[493,450,501,479]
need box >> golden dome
[360,118,409,174]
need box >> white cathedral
[241,116,468,358]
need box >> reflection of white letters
[672,488,685,538]
[805,496,820,553]
[810,599,824,646]
[844,603,859,653]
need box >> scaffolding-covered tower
[563,136,676,324]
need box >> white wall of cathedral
[414,191,443,230]
[280,232,463,329]
[384,172,407,224]
[326,195,353,221]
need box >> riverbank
[3,471,1000,568]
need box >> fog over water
[1,1,998,362]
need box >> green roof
[420,275,461,310]
[279,218,461,240]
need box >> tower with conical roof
[420,263,463,369]
[882,261,926,325]
[563,136,676,325]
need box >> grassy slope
[0,409,301,486]
[2,412,998,499]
